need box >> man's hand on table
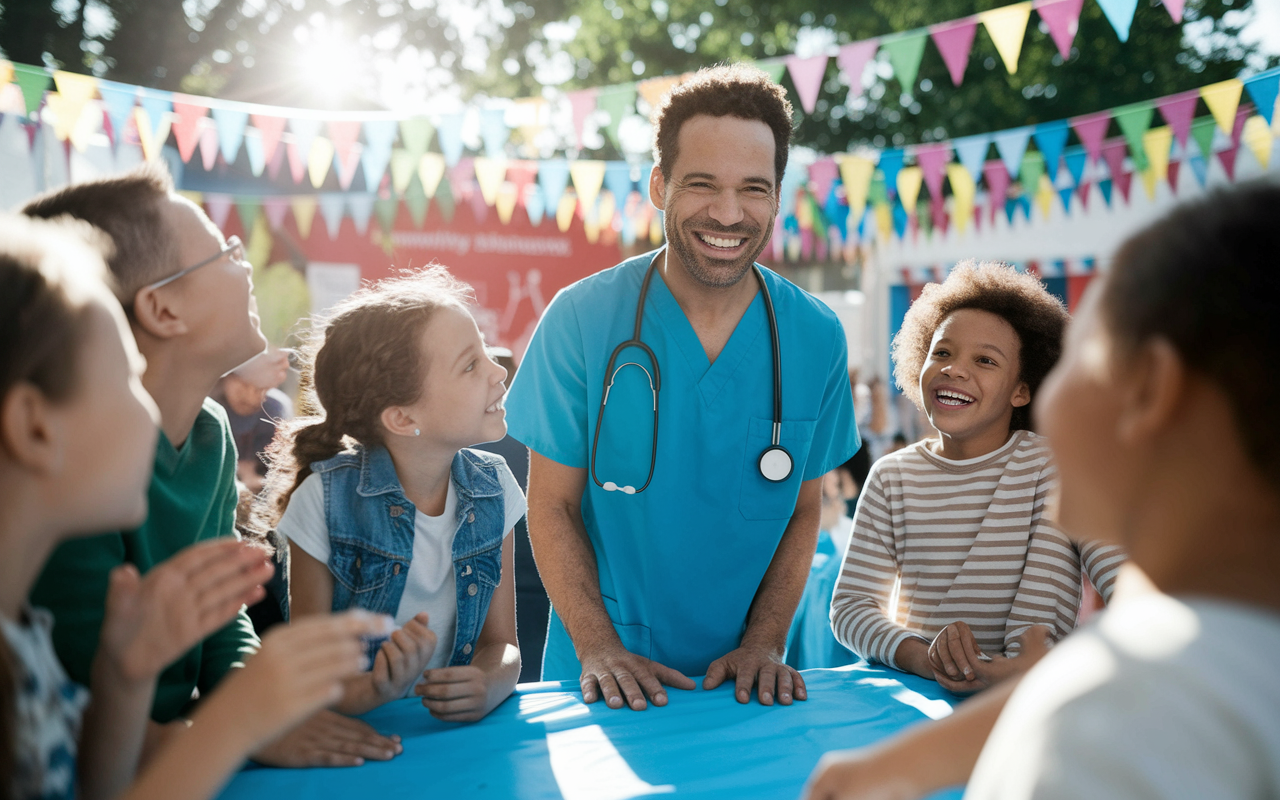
[703,642,806,706]
[250,709,403,767]
[579,641,696,711]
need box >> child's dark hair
[891,261,1069,431]
[254,266,473,532]
[1102,180,1280,490]
[0,214,113,800]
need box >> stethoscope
[589,248,792,494]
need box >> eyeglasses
[143,235,246,291]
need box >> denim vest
[310,444,508,667]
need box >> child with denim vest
[259,267,524,720]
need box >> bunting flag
[250,114,286,166]
[524,184,546,226]
[198,124,219,170]
[952,134,990,183]
[982,160,1011,223]
[479,107,509,158]
[234,196,261,230]
[404,181,429,227]
[538,158,571,211]
[896,166,923,213]
[556,191,577,232]
[51,71,97,139]
[979,2,1032,74]
[596,83,637,149]
[389,149,418,194]
[418,152,446,197]
[1035,0,1084,60]
[213,107,249,165]
[993,126,1032,178]
[291,196,318,239]
[1019,151,1045,197]
[603,161,635,206]
[882,32,928,91]
[361,119,398,190]
[171,95,210,163]
[133,105,170,162]
[1200,79,1244,134]
[288,117,321,182]
[785,54,829,114]
[1064,147,1088,185]
[878,148,905,193]
[263,196,290,229]
[308,136,335,188]
[436,112,466,167]
[1242,114,1273,169]
[1113,102,1155,169]
[1096,0,1139,42]
[570,160,606,214]
[757,60,787,84]
[347,194,375,236]
[1032,120,1069,180]
[12,64,51,117]
[1162,0,1186,23]
[1190,115,1217,158]
[1243,68,1280,125]
[808,157,839,203]
[374,196,398,235]
[914,143,951,199]
[96,79,137,145]
[837,40,879,99]
[327,120,363,189]
[637,75,682,112]
[1100,138,1129,188]
[473,157,508,206]
[399,116,434,162]
[319,194,345,240]
[495,183,520,224]
[946,162,976,233]
[566,89,597,149]
[838,154,876,220]
[1142,124,1174,185]
[929,19,979,87]
[1155,90,1198,147]
[1070,111,1112,165]
[204,195,233,229]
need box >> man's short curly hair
[891,261,1069,432]
[652,63,792,186]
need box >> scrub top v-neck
[506,249,860,680]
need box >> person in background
[212,347,293,495]
[474,348,545,685]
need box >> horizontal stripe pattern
[830,431,1125,668]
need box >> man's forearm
[742,478,822,653]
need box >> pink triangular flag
[204,194,233,229]
[1162,0,1185,23]
[785,54,830,114]
[809,157,839,202]
[1166,159,1181,192]
[1114,169,1133,203]
[1077,180,1092,211]
[263,196,290,229]
[929,19,979,87]
[266,140,286,181]
[198,124,219,171]
[837,39,879,99]
[250,114,286,165]
[982,160,1010,223]
[1155,90,1198,147]
[328,120,362,174]
[1218,145,1239,180]
[567,89,597,149]
[1070,110,1112,165]
[1231,103,1250,145]
[1101,137,1128,182]
[915,143,953,199]
[1034,0,1085,60]
[286,141,308,184]
[170,94,209,163]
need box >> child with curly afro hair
[830,261,1126,696]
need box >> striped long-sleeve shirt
[830,430,1126,669]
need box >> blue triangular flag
[779,161,808,218]
[537,159,570,211]
[244,130,266,176]
[1096,0,1139,42]
[1004,197,1018,225]
[437,111,467,167]
[361,119,399,191]
[347,194,375,235]
[1188,154,1208,187]
[603,161,634,204]
[1058,186,1074,213]
[212,107,249,165]
[319,194,346,239]
[1098,178,1114,207]
[1032,120,1070,181]
[479,107,509,158]
[525,185,546,226]
[1243,67,1280,125]
[878,148,905,193]
[993,126,1033,179]
[97,80,138,144]
[1063,146,1088,187]
[952,134,990,183]
[891,200,908,238]
[138,88,173,139]
[289,118,322,159]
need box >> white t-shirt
[966,592,1280,800]
[281,460,526,672]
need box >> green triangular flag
[809,195,826,238]
[404,177,429,227]
[374,197,398,235]
[1113,101,1154,171]
[435,176,456,221]
[399,117,434,163]
[596,83,637,150]
[882,32,928,91]
[1190,115,1217,159]
[1019,151,1045,197]
[12,64,52,117]
[235,197,262,230]
[757,60,787,83]
[868,175,889,205]
[916,197,932,235]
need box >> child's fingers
[418,666,480,685]
[417,677,482,701]
[422,695,482,716]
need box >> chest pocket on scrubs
[739,416,817,520]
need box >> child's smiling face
[919,308,1030,448]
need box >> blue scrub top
[506,249,860,680]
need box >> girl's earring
[414,428,421,436]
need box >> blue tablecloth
[218,664,965,800]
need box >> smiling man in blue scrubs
[505,64,859,711]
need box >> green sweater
[30,398,261,722]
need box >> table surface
[218,663,966,800]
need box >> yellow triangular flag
[495,183,519,224]
[583,215,601,243]
[1138,168,1158,201]
[1200,79,1244,135]
[837,155,876,220]
[979,2,1032,75]
[556,191,578,233]
[1142,125,1174,184]
[946,163,975,234]
[1035,174,1055,218]
[513,98,547,147]
[133,106,170,162]
[875,201,893,240]
[291,196,318,240]
[598,190,617,228]
[1242,115,1273,169]
[569,160,606,215]
[473,157,508,206]
[308,136,335,188]
[44,93,79,143]
[897,166,923,213]
[418,153,446,197]
[0,61,13,87]
[649,215,664,246]
[178,190,203,205]
[637,75,682,114]
[52,70,97,121]
[389,149,418,195]
[796,195,814,231]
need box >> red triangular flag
[982,160,1011,224]
[170,94,209,163]
[1166,159,1181,192]
[250,114,287,165]
[1218,146,1239,180]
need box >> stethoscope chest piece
[758,445,793,483]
